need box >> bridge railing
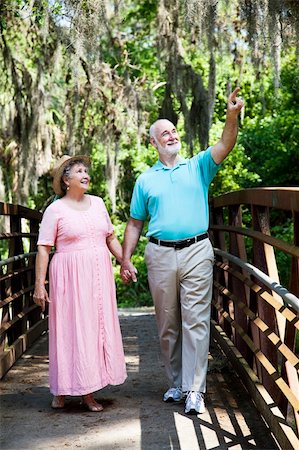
[209,187,299,450]
[0,202,47,378]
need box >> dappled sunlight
[174,412,200,450]
[172,403,259,450]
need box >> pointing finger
[229,87,241,103]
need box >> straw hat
[52,154,91,196]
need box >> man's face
[151,120,181,157]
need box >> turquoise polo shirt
[130,147,220,240]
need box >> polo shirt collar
[153,156,187,171]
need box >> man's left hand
[227,87,244,115]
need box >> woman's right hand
[33,285,50,312]
[120,260,138,283]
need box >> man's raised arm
[211,87,244,165]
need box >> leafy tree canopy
[0,0,298,303]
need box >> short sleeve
[196,147,220,186]
[130,177,148,220]
[37,205,58,247]
[99,198,114,236]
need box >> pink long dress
[37,195,127,395]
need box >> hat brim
[52,155,91,196]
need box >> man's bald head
[149,119,175,140]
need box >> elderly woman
[33,155,127,412]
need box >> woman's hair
[60,159,89,196]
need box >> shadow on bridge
[1,311,279,450]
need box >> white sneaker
[185,391,205,414]
[163,387,183,402]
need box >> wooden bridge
[0,187,299,450]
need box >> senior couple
[34,88,244,414]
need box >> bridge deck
[0,311,279,450]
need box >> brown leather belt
[149,232,209,250]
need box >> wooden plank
[0,232,37,240]
[284,210,299,433]
[251,205,282,409]
[210,225,299,258]
[0,202,42,220]
[214,279,299,371]
[9,215,25,342]
[211,322,299,450]
[210,207,232,336]
[228,205,250,362]
[28,217,40,326]
[210,189,299,437]
[215,261,299,327]
[0,317,48,379]
[285,361,299,435]
[0,285,34,308]
[212,302,299,412]
[211,188,299,211]
[0,265,36,283]
[0,304,40,335]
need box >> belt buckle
[175,238,191,250]
[174,240,182,250]
[186,238,194,248]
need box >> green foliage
[0,240,8,262]
[270,217,294,289]
[239,55,299,187]
[88,144,109,200]
[209,121,261,196]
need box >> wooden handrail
[0,252,37,267]
[210,187,299,210]
[210,187,299,448]
[210,225,299,258]
[0,202,42,219]
[0,201,44,378]
[214,261,299,327]
[0,232,38,240]
[214,249,299,310]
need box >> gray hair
[149,122,157,139]
[149,119,174,140]
[60,158,89,195]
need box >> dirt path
[0,310,279,449]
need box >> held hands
[120,261,138,284]
[227,87,244,116]
[33,285,50,312]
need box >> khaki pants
[144,238,214,393]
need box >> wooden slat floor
[0,311,279,450]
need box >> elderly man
[121,88,244,414]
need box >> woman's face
[65,163,90,192]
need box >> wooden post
[251,205,283,411]
[210,204,233,338]
[0,263,9,353]
[228,204,250,363]
[9,213,26,342]
[28,218,41,327]
[281,210,299,430]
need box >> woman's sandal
[51,395,65,409]
[82,394,104,412]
